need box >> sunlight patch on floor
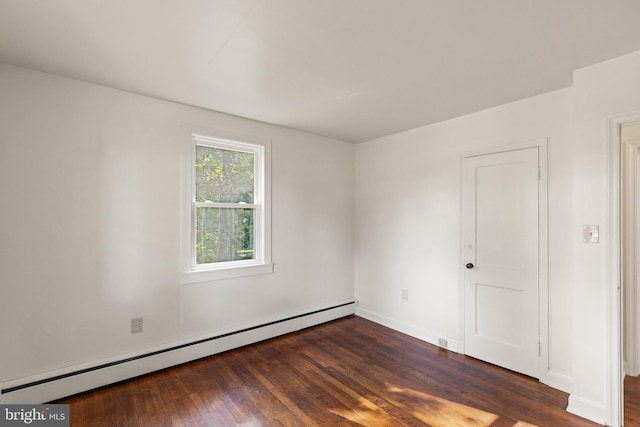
[325,383,542,427]
[387,384,540,427]
[387,384,499,426]
[329,397,397,426]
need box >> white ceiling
[2,1,640,143]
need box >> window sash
[194,206,257,266]
[190,135,265,271]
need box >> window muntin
[190,134,266,271]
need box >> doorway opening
[608,111,640,427]
[621,122,640,425]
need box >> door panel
[475,284,524,346]
[476,162,525,269]
[463,147,539,378]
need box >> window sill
[180,263,274,285]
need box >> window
[182,131,272,283]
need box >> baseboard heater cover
[1,301,356,403]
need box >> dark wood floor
[56,316,603,426]
[626,374,640,427]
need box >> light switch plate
[131,317,143,333]
[583,225,599,244]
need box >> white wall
[567,50,640,424]
[355,87,574,388]
[0,64,354,387]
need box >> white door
[463,147,539,378]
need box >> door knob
[465,263,474,269]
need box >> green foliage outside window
[195,145,255,264]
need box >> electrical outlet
[131,317,143,334]
[401,289,408,300]
[438,338,448,349]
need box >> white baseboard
[0,300,356,404]
[544,370,573,394]
[356,307,461,353]
[566,394,608,425]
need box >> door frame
[460,137,549,384]
[607,111,640,427]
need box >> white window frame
[181,128,272,284]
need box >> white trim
[0,301,356,404]
[460,137,549,383]
[181,262,274,284]
[545,371,573,395]
[567,395,608,426]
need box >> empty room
[3,1,640,426]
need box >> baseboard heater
[0,300,356,404]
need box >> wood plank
[55,316,603,426]
[626,374,640,427]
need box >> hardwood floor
[626,375,640,427]
[56,316,601,426]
